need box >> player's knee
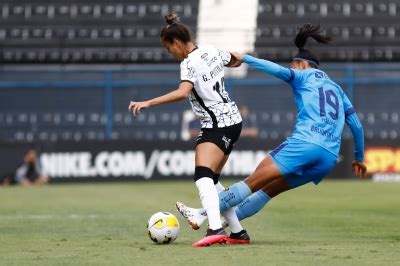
[194,166,215,182]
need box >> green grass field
[1,180,399,266]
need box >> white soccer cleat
[175,202,207,230]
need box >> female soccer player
[176,24,367,232]
[128,12,248,247]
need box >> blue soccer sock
[219,181,252,212]
[235,190,271,221]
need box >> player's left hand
[352,160,367,179]
[128,101,150,116]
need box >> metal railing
[1,63,400,140]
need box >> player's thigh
[195,142,225,172]
[215,155,230,174]
[244,155,284,192]
[260,177,291,198]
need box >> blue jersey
[244,55,364,161]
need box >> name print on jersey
[202,63,224,81]
[210,62,224,79]
[202,62,224,82]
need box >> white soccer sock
[195,177,222,230]
[215,181,243,233]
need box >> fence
[1,63,400,141]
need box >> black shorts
[196,122,242,155]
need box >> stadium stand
[0,0,400,142]
[254,0,400,61]
[0,0,199,63]
[0,1,399,63]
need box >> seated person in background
[239,105,259,138]
[188,118,201,139]
[15,149,49,186]
[0,174,14,186]
[181,109,201,140]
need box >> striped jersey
[180,45,242,128]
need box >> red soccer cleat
[192,228,228,247]
[226,229,251,245]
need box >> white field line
[0,214,131,220]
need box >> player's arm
[345,108,367,178]
[231,53,294,82]
[128,81,193,116]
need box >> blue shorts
[270,138,338,188]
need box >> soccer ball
[147,212,180,244]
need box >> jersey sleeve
[342,91,355,116]
[346,113,365,162]
[217,49,232,66]
[243,55,296,83]
[180,60,197,85]
[343,92,364,161]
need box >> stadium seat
[255,0,400,61]
[0,1,199,63]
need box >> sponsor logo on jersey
[201,53,218,66]
[201,53,208,59]
[315,71,329,79]
[315,71,323,78]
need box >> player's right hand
[128,101,150,116]
[351,160,367,179]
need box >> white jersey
[180,45,242,128]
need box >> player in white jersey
[181,45,242,129]
[128,12,249,247]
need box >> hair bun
[164,12,180,25]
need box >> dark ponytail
[293,24,332,66]
[160,12,193,44]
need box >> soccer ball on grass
[147,212,180,244]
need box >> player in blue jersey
[176,24,367,231]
